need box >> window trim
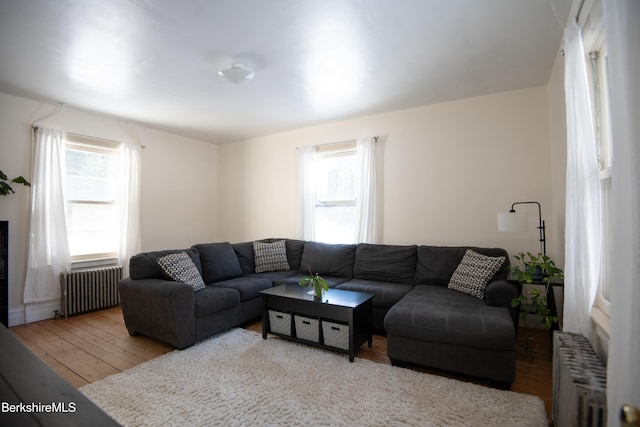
[64,133,122,263]
[313,142,357,208]
[581,0,612,322]
[312,141,358,244]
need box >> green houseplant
[510,252,564,358]
[0,170,30,196]
[299,266,329,299]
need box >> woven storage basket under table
[268,310,291,336]
[294,315,319,343]
[322,320,349,350]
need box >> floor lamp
[497,201,546,255]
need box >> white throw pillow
[157,251,206,291]
[253,240,290,273]
[448,250,506,299]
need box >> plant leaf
[0,182,14,195]
[11,176,30,186]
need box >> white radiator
[60,266,122,318]
[553,331,607,427]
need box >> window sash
[312,142,357,244]
[65,133,122,262]
[315,200,356,207]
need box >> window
[64,134,122,262]
[313,142,357,244]
[582,0,612,315]
[299,137,377,244]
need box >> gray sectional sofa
[118,238,521,385]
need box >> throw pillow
[157,251,206,291]
[253,240,290,273]
[192,242,242,283]
[448,249,506,299]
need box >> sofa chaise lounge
[118,238,521,385]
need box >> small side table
[525,278,564,342]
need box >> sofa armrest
[484,279,521,307]
[484,279,522,326]
[118,278,196,349]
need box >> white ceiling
[0,0,570,144]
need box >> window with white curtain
[64,134,122,262]
[314,141,357,244]
[582,0,612,316]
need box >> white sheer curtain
[604,0,640,421]
[118,142,142,277]
[562,20,601,340]
[355,137,377,243]
[297,146,316,240]
[24,127,71,303]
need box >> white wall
[219,86,558,261]
[0,92,219,325]
[547,47,568,328]
[548,48,568,268]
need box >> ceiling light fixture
[218,64,254,84]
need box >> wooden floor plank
[40,316,148,367]
[9,307,553,420]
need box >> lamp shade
[218,64,254,84]
[497,212,529,232]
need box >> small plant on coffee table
[299,266,329,299]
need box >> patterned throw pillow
[448,249,506,299]
[253,240,290,273]
[157,251,206,291]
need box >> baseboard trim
[9,301,61,326]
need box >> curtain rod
[32,124,146,149]
[296,136,379,150]
[31,126,114,143]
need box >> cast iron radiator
[553,331,607,427]
[60,266,122,318]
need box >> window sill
[71,258,119,270]
[591,305,611,337]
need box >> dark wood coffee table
[260,284,374,362]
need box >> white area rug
[81,328,547,426]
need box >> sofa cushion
[336,279,413,309]
[299,241,355,278]
[193,242,242,283]
[415,246,510,287]
[281,238,306,271]
[253,240,290,273]
[232,241,255,275]
[233,238,306,275]
[129,248,201,280]
[156,251,206,291]
[244,270,298,283]
[194,286,240,317]
[212,277,272,302]
[353,244,417,284]
[384,285,515,351]
[448,250,506,299]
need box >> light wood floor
[9,307,553,420]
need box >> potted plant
[0,170,30,196]
[299,266,329,299]
[510,252,564,359]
